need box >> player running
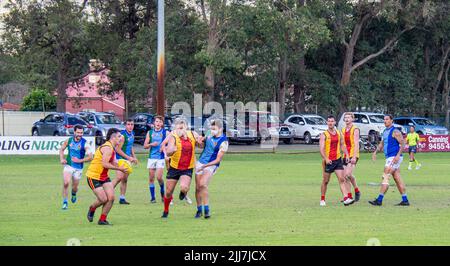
[406,125,422,170]
[369,115,410,206]
[112,119,138,205]
[319,115,353,206]
[86,128,128,225]
[341,112,361,202]
[161,118,203,218]
[194,119,228,219]
[59,125,93,210]
[144,115,167,203]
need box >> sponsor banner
[404,135,450,152]
[0,136,95,155]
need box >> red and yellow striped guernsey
[342,125,359,159]
[323,130,341,160]
[86,141,116,181]
[170,131,196,170]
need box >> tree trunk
[293,0,307,114]
[293,55,306,113]
[431,46,450,117]
[441,60,450,128]
[56,63,68,113]
[278,53,288,118]
[204,15,218,104]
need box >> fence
[0,111,47,136]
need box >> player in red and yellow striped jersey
[161,117,204,218]
[341,112,361,202]
[319,115,353,206]
[86,128,128,225]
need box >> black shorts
[409,146,417,153]
[87,177,111,190]
[343,157,359,166]
[166,167,193,180]
[323,158,344,173]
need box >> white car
[337,112,405,141]
[284,114,327,144]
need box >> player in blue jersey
[112,118,138,205]
[59,125,93,210]
[144,115,167,203]
[369,115,410,206]
[194,119,228,219]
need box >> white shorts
[147,159,166,169]
[385,156,403,170]
[63,165,83,180]
[195,162,218,176]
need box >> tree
[21,88,57,111]
[329,0,431,113]
[2,0,91,112]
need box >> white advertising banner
[0,136,96,155]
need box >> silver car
[78,112,125,145]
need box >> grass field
[1,151,450,246]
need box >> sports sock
[355,187,360,194]
[89,206,96,213]
[100,214,107,221]
[71,190,76,196]
[159,183,165,196]
[414,159,420,166]
[63,198,68,203]
[377,194,384,202]
[197,205,203,213]
[164,196,172,213]
[348,193,353,199]
[149,184,155,200]
[409,161,413,168]
[119,195,125,201]
[402,194,409,202]
[204,205,210,213]
[321,195,325,201]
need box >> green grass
[1,152,450,246]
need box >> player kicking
[194,119,228,219]
[144,115,167,203]
[406,125,421,170]
[86,128,128,225]
[112,119,138,205]
[369,115,410,206]
[161,118,203,218]
[341,112,361,202]
[319,115,353,206]
[59,125,93,210]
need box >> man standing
[59,125,93,210]
[341,112,361,202]
[406,125,422,170]
[144,116,167,203]
[319,115,354,206]
[113,119,138,205]
[369,115,410,206]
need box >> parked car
[239,111,295,144]
[207,115,257,144]
[337,112,405,141]
[31,113,92,136]
[394,116,449,135]
[78,112,125,145]
[130,113,173,144]
[284,114,327,144]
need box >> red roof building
[65,64,125,120]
